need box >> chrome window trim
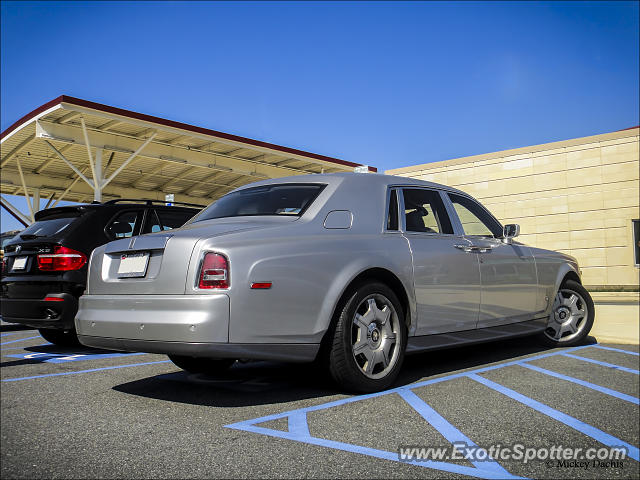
[383,187,401,233]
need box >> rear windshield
[193,183,326,222]
[17,212,82,239]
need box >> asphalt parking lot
[1,322,638,479]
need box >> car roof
[33,203,200,221]
[230,172,470,196]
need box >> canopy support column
[15,158,35,222]
[93,148,103,202]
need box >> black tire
[538,279,595,347]
[327,282,407,393]
[38,328,80,346]
[168,355,235,374]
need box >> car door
[444,192,538,328]
[399,187,481,335]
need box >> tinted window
[402,189,453,234]
[194,184,325,222]
[106,211,140,239]
[146,209,195,233]
[387,190,399,230]
[17,213,81,239]
[449,193,502,237]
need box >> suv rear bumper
[0,293,78,330]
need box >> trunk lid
[87,216,295,295]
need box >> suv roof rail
[103,199,206,208]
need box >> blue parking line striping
[4,351,146,364]
[397,389,513,476]
[287,411,311,437]
[0,336,42,346]
[518,362,639,405]
[1,331,34,338]
[1,360,172,382]
[468,373,640,462]
[561,353,640,375]
[234,421,521,479]
[227,344,639,479]
[592,345,640,356]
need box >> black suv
[0,200,202,345]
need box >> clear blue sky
[1,1,638,231]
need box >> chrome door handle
[454,244,492,253]
[454,244,474,253]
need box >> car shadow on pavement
[112,335,598,407]
[0,323,33,332]
[113,360,339,407]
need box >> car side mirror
[502,224,520,244]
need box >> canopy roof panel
[1,96,374,223]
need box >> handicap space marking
[561,353,640,375]
[4,351,146,363]
[592,345,640,356]
[1,360,172,382]
[0,336,43,346]
[468,374,639,462]
[227,344,640,479]
[518,363,639,405]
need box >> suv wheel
[327,282,407,393]
[168,355,235,374]
[38,328,80,346]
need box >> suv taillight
[37,246,87,271]
[198,253,229,289]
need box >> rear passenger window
[106,211,139,239]
[146,209,194,233]
[402,189,453,234]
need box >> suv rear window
[17,212,82,239]
[193,184,326,222]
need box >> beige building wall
[387,127,640,289]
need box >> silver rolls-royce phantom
[76,173,594,392]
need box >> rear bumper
[0,293,78,329]
[75,293,319,362]
[76,294,231,343]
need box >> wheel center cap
[556,307,570,321]
[368,323,381,345]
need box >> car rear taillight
[1,257,7,275]
[198,253,229,289]
[37,246,87,271]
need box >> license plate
[11,256,28,271]
[117,252,149,278]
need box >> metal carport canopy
[0,95,375,225]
